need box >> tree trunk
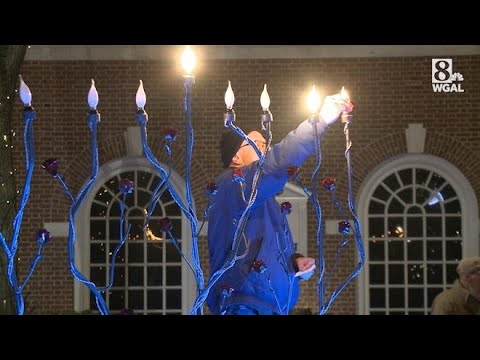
[0,45,27,314]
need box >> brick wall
[10,55,480,314]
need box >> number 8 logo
[432,59,452,83]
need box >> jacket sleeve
[244,116,330,209]
[430,291,455,315]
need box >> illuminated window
[366,168,462,315]
[89,170,183,315]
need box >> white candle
[306,85,321,114]
[181,46,196,75]
[260,84,270,111]
[88,79,99,110]
[224,81,235,110]
[19,75,32,107]
[136,80,146,110]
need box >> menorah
[134,47,364,315]
[5,46,364,315]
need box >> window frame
[357,154,479,315]
[74,157,196,314]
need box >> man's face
[236,131,267,166]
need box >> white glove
[319,93,353,125]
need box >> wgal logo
[432,59,465,93]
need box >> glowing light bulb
[224,81,235,110]
[136,80,146,110]
[19,75,32,107]
[260,84,270,111]
[181,46,196,75]
[87,79,99,110]
[307,85,321,114]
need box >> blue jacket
[207,117,330,315]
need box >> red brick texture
[8,55,479,314]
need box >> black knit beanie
[220,131,244,168]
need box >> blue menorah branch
[134,77,205,314]
[285,105,365,315]
[0,76,54,315]
[43,80,134,315]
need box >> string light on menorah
[135,45,205,314]
[41,79,135,315]
[316,86,365,315]
[298,84,365,315]
[303,84,331,313]
[43,79,107,314]
[189,81,275,315]
[0,76,54,315]
[181,45,205,304]
[222,80,365,315]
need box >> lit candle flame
[136,80,146,110]
[260,84,270,111]
[307,85,321,114]
[224,81,235,110]
[87,79,99,110]
[181,45,196,75]
[19,75,32,107]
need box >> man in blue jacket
[207,92,353,315]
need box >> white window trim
[356,153,479,315]
[74,156,196,314]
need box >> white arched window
[74,157,196,314]
[358,154,478,315]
